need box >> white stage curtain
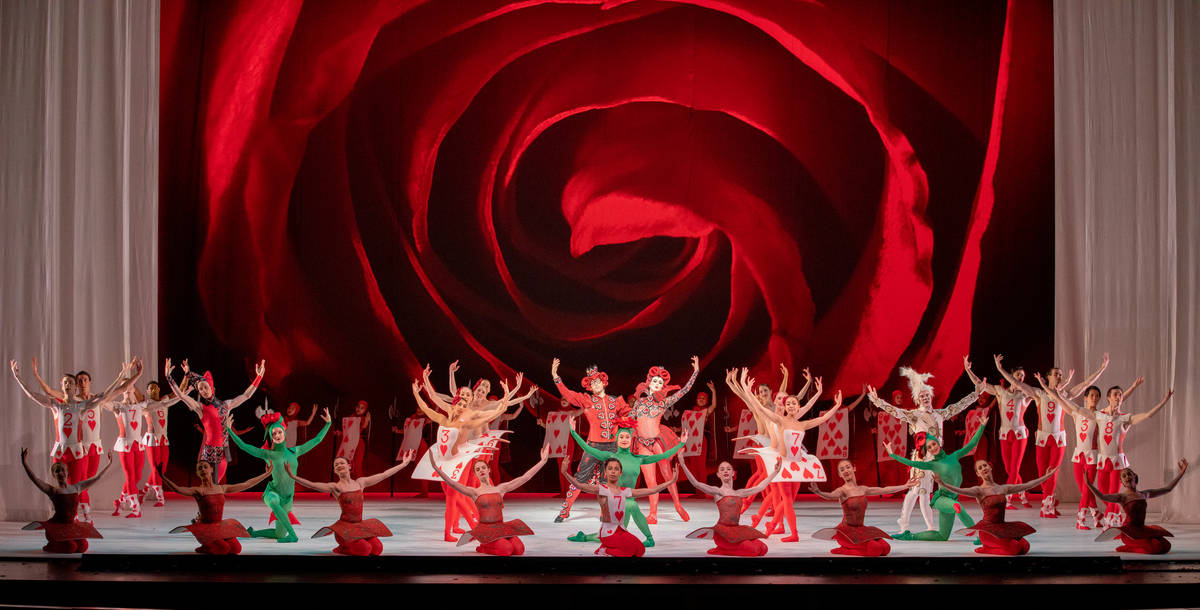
[1055,0,1199,522]
[0,0,158,521]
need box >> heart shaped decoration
[1103,434,1113,445]
[615,510,624,522]
[439,444,448,456]
[1079,432,1087,443]
[158,418,166,428]
[88,420,96,431]
[779,468,792,480]
[553,429,560,438]
[790,445,799,457]
[834,430,844,440]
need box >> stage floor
[3,493,1199,559]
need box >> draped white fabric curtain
[1055,0,1199,522]
[0,0,158,521]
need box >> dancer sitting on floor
[162,460,273,555]
[886,420,988,541]
[19,447,112,553]
[680,457,782,556]
[428,445,550,556]
[561,457,679,557]
[809,460,920,556]
[564,416,686,547]
[226,408,332,543]
[283,450,416,556]
[933,463,1055,555]
[1086,459,1188,555]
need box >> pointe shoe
[112,496,124,517]
[1019,492,1032,508]
[750,513,764,528]
[781,534,799,543]
[643,536,655,548]
[554,508,570,523]
[452,526,465,534]
[444,533,458,543]
[1039,496,1057,518]
[646,514,658,525]
[675,505,690,522]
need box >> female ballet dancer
[13,358,139,522]
[162,461,273,554]
[549,359,630,521]
[680,458,781,556]
[19,448,113,553]
[564,417,686,547]
[994,353,1108,517]
[868,366,982,531]
[139,379,188,507]
[886,420,987,541]
[631,356,699,523]
[809,461,920,556]
[737,365,809,515]
[964,357,1033,509]
[165,358,265,483]
[1086,459,1187,554]
[284,451,416,555]
[428,446,550,555]
[561,458,679,557]
[934,463,1056,555]
[732,368,841,542]
[1045,375,1171,528]
[226,408,332,543]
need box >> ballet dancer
[334,400,372,477]
[550,358,629,522]
[1086,459,1187,554]
[631,356,699,522]
[679,381,719,498]
[561,457,679,557]
[934,463,1056,555]
[165,357,265,483]
[994,353,1108,517]
[162,461,273,554]
[226,408,332,542]
[886,420,988,541]
[284,451,416,555]
[19,448,113,553]
[139,379,188,507]
[680,458,782,556]
[964,356,1033,509]
[809,461,921,556]
[428,445,550,555]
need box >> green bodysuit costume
[889,424,986,542]
[227,417,331,542]
[566,426,682,547]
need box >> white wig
[898,367,935,403]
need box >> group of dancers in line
[11,352,1189,558]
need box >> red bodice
[962,495,1036,539]
[338,489,365,523]
[195,493,225,523]
[460,493,532,546]
[476,493,504,524]
[49,492,79,524]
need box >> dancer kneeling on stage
[680,457,782,556]
[163,461,273,554]
[284,451,415,556]
[1086,459,1187,555]
[561,458,678,557]
[887,421,987,542]
[19,448,112,553]
[934,463,1056,555]
[428,445,550,556]
[810,460,921,556]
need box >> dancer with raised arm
[108,371,156,518]
[679,381,719,497]
[1045,375,1171,527]
[284,450,416,555]
[886,419,987,541]
[561,458,679,557]
[680,458,781,556]
[429,446,550,555]
[868,366,983,532]
[809,461,920,556]
[564,417,687,547]
[964,357,1033,509]
[333,400,372,478]
[733,368,841,542]
[162,461,273,554]
[165,358,265,483]
[1086,459,1187,554]
[139,379,187,507]
[631,356,699,522]
[549,359,630,522]
[995,353,1108,517]
[19,448,113,553]
[13,358,140,522]
[227,408,332,542]
[934,463,1056,555]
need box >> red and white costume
[412,425,505,539]
[554,373,628,517]
[1094,410,1133,527]
[22,486,103,553]
[1034,394,1067,517]
[335,413,369,478]
[995,388,1032,507]
[596,484,644,557]
[77,403,104,520]
[1070,409,1100,527]
[111,401,148,517]
[141,400,171,506]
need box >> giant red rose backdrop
[162,0,1052,485]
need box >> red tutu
[313,490,392,543]
[812,496,891,545]
[687,496,767,544]
[23,492,102,543]
[957,496,1036,539]
[458,493,532,546]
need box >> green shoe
[643,536,655,548]
[892,530,915,541]
[248,527,276,539]
[972,536,982,546]
[567,531,591,543]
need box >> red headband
[581,365,609,390]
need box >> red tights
[599,529,645,557]
[1116,534,1170,555]
[708,537,767,557]
[43,539,88,553]
[333,535,384,556]
[119,445,145,495]
[1035,443,1065,498]
[441,482,478,540]
[976,532,1030,555]
[1097,462,1123,520]
[830,533,889,556]
[477,537,525,556]
[766,482,800,541]
[146,444,169,486]
[741,457,767,514]
[1000,434,1026,486]
[1072,461,1099,510]
[198,538,243,555]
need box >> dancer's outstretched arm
[225,360,265,411]
[796,390,842,431]
[796,367,813,401]
[1085,475,1124,504]
[1142,459,1188,499]
[294,409,332,455]
[637,432,688,465]
[429,453,479,499]
[1066,353,1109,399]
[794,377,823,419]
[356,450,416,489]
[808,483,840,501]
[226,416,269,460]
[631,468,679,498]
[678,459,724,498]
[777,364,789,398]
[224,464,274,493]
[283,463,335,494]
[993,354,1038,398]
[993,469,1056,497]
[165,359,203,416]
[19,448,54,495]
[664,356,700,406]
[1045,380,1095,422]
[413,381,451,426]
[862,474,922,497]
[1130,390,1173,426]
[496,445,550,494]
[158,466,199,497]
[29,357,67,401]
[10,361,57,408]
[734,458,783,498]
[949,422,988,460]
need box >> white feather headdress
[898,367,934,403]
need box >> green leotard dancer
[888,421,987,542]
[565,417,685,547]
[226,408,331,542]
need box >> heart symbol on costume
[790,446,799,457]
[553,430,560,438]
[1103,434,1113,445]
[616,510,624,522]
[158,418,166,428]
[834,430,844,440]
[779,468,792,480]
[131,421,138,430]
[439,445,448,456]
[88,420,96,431]
[1080,432,1087,443]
